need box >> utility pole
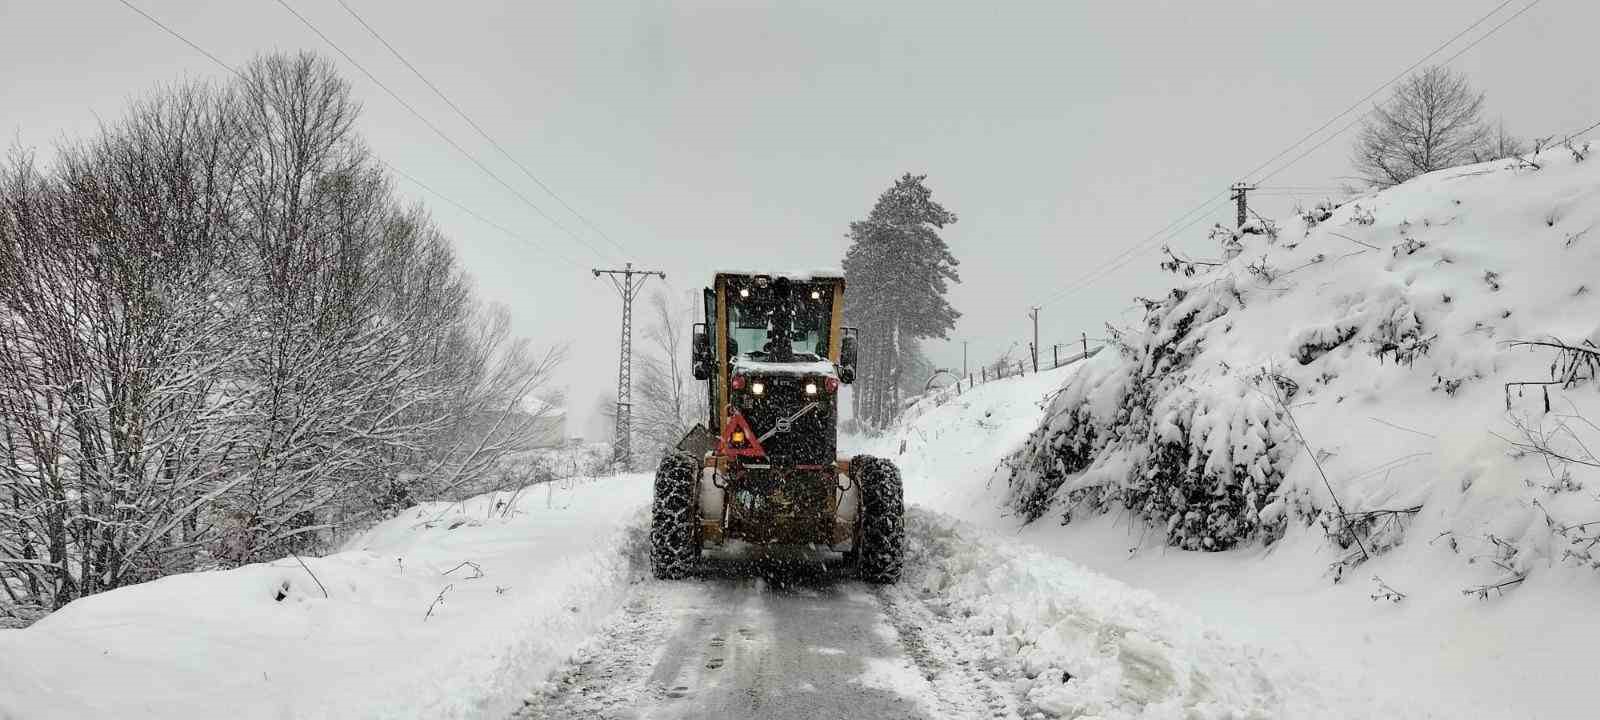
[593,262,666,471]
[962,340,969,378]
[1028,307,1040,372]
[1230,182,1257,229]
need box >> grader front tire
[852,455,904,584]
[650,451,702,579]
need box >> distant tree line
[0,52,561,611]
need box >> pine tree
[842,174,960,426]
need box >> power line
[271,0,617,263]
[1240,0,1522,185]
[333,0,630,257]
[1041,197,1233,307]
[1256,0,1545,186]
[1034,190,1229,307]
[113,0,587,272]
[1034,0,1543,308]
[1565,118,1600,141]
[378,160,585,269]
[114,0,242,77]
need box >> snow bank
[897,508,1397,719]
[0,475,653,720]
[1009,143,1600,576]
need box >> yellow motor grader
[651,271,904,583]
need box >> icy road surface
[516,552,1015,720]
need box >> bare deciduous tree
[1353,66,1494,187]
[634,291,708,463]
[0,51,565,614]
[1473,119,1526,163]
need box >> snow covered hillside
[852,144,1600,716]
[0,477,652,720]
[1008,143,1600,573]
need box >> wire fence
[905,342,1105,413]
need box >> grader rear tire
[650,451,702,579]
[852,455,904,584]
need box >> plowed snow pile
[0,476,652,720]
[896,508,1401,719]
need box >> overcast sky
[3,0,1592,436]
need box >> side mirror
[838,334,858,384]
[691,324,711,381]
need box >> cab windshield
[727,283,832,362]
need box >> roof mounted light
[738,287,750,298]
[754,275,771,288]
[810,290,822,300]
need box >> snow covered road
[517,551,1014,719]
[514,504,1379,720]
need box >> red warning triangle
[719,407,766,458]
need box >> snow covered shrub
[1158,246,1221,278]
[1008,285,1293,549]
[1393,236,1427,256]
[1290,291,1430,368]
[1210,223,1245,260]
[1295,199,1339,232]
[1250,217,1281,244]
[1564,138,1590,163]
[1245,256,1279,284]
[1133,382,1290,549]
[1349,204,1376,225]
[1014,398,1104,522]
[1293,323,1359,365]
[1369,301,1432,366]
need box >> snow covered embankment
[853,145,1600,717]
[1009,143,1600,579]
[0,476,653,720]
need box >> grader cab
[650,271,904,583]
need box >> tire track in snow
[876,584,1020,719]
[516,554,1026,719]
